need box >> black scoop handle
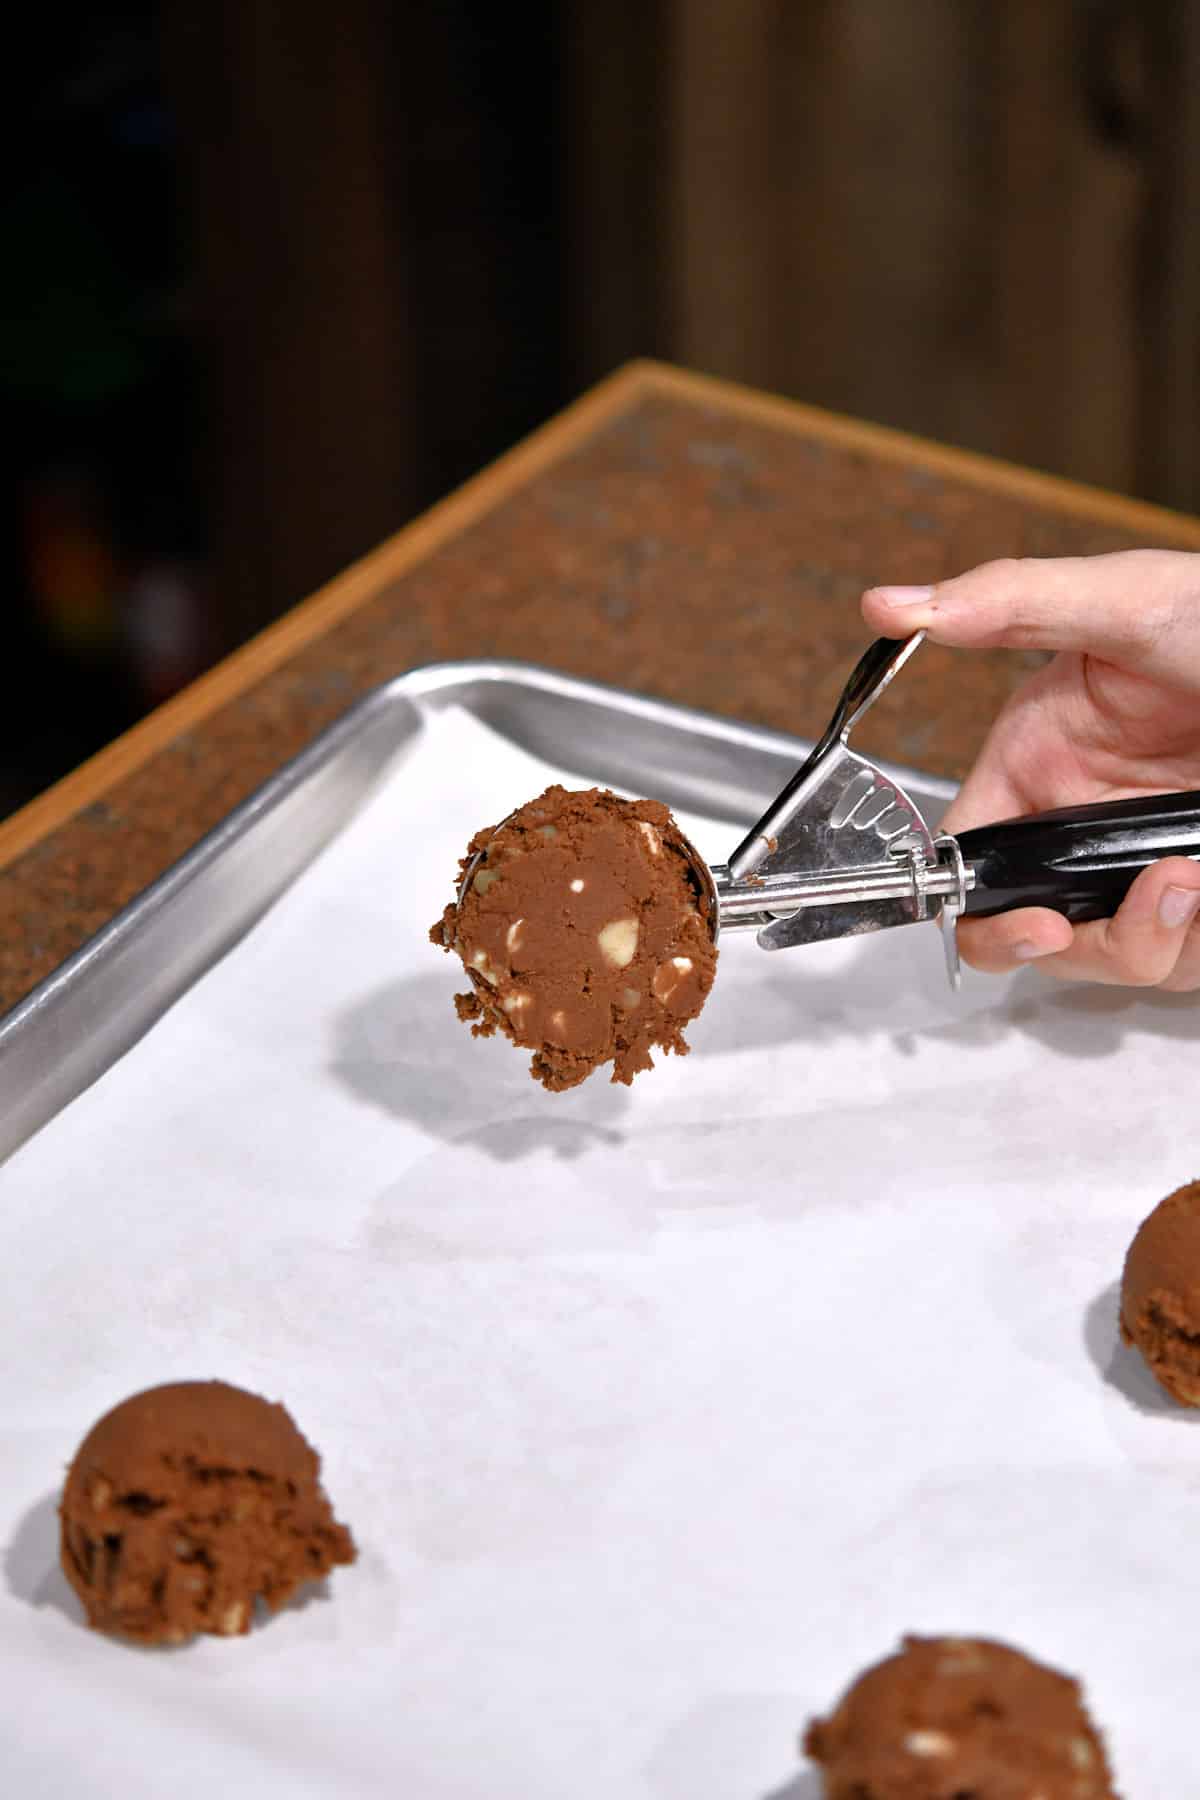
[958,790,1200,922]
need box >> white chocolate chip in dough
[219,1601,249,1636]
[636,820,661,854]
[1069,1739,1094,1769]
[473,867,499,895]
[569,878,585,893]
[503,991,532,1013]
[937,1640,985,1675]
[904,1731,953,1758]
[651,955,694,1003]
[470,950,497,986]
[506,918,525,954]
[598,918,639,968]
[621,988,641,1008]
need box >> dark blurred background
[3,0,1198,819]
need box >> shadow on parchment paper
[760,1776,821,1800]
[329,971,631,1160]
[996,979,1200,1060]
[4,1491,83,1624]
[1083,1281,1200,1423]
[697,942,1200,1065]
[646,1695,820,1800]
[328,960,1198,1168]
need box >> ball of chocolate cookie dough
[59,1381,356,1645]
[431,785,718,1090]
[803,1635,1117,1799]
[1120,1178,1200,1404]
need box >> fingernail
[866,584,935,609]
[1013,939,1053,962]
[1159,884,1200,930]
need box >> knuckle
[962,558,1050,645]
[1159,938,1200,994]
[1117,598,1167,660]
[956,934,1007,974]
[1100,915,1170,987]
[970,556,1029,610]
[980,555,1030,587]
[1109,950,1163,988]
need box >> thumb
[862,550,1200,687]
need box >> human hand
[862,550,1200,991]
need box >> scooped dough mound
[431,785,718,1089]
[1120,1178,1200,1404]
[803,1634,1117,1799]
[59,1380,356,1645]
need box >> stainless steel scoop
[709,631,1200,986]
[460,631,1200,989]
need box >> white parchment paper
[2,706,1198,1797]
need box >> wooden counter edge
[4,357,1199,873]
[638,361,1200,544]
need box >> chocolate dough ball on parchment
[803,1634,1117,1799]
[1120,1178,1200,1404]
[59,1381,356,1645]
[431,785,718,1090]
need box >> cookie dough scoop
[434,632,1200,1089]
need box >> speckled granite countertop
[4,362,1199,1017]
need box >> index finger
[863,550,1200,689]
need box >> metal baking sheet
[0,661,955,1164]
[3,661,1196,1797]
